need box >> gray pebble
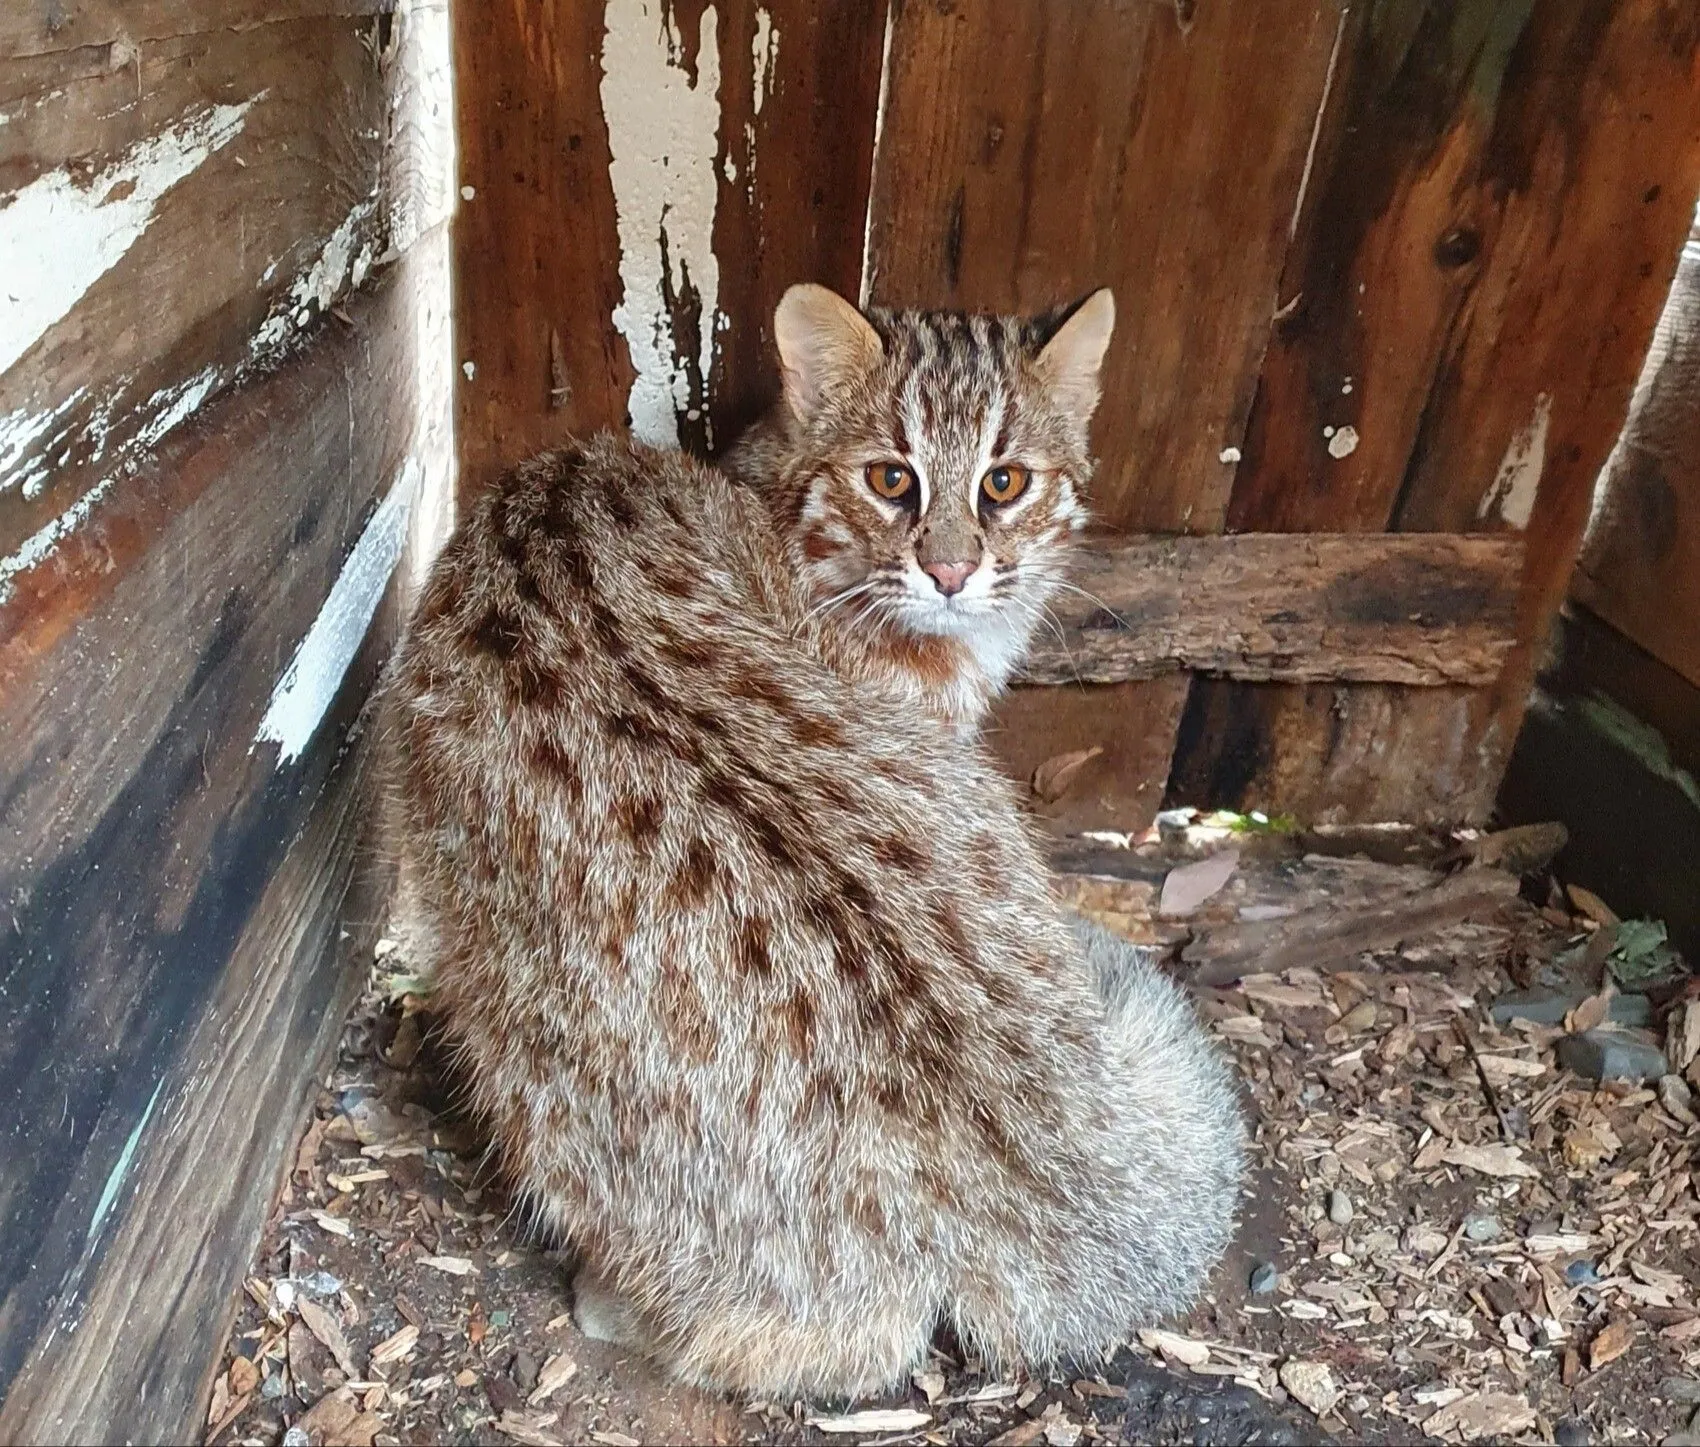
[1556,1028,1669,1082]
[512,1350,541,1392]
[1665,1378,1700,1405]
[261,1373,286,1401]
[1565,1259,1601,1286]
[1553,1417,1591,1446]
[1463,1213,1502,1243]
[1328,1189,1353,1226]
[1249,1262,1280,1295]
[283,1430,311,1447]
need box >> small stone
[1565,1259,1601,1286]
[1327,1189,1353,1226]
[511,1351,540,1392]
[1661,1074,1697,1126]
[1491,988,1651,1028]
[1249,1262,1280,1295]
[1665,1378,1700,1404]
[1553,1416,1591,1446]
[283,1430,311,1447]
[1463,1213,1502,1243]
[1557,1028,1669,1082]
[1278,1360,1341,1418]
[261,1372,286,1401]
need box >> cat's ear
[773,284,883,423]
[1036,288,1116,428]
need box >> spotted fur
[388,292,1242,1401]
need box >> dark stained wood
[865,0,1344,832]
[1017,533,1522,687]
[1,18,390,571]
[0,0,390,58]
[1572,230,1700,691]
[1171,0,1700,824]
[450,0,884,493]
[0,275,420,1434]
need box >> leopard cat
[388,283,1243,1399]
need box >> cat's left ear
[1036,288,1115,428]
[773,283,883,424]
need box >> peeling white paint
[0,97,259,381]
[751,8,778,115]
[1,388,85,495]
[1478,391,1551,530]
[251,199,378,357]
[1327,424,1360,460]
[133,365,223,452]
[255,461,420,766]
[860,4,897,308]
[600,0,724,448]
[0,476,119,605]
[87,1080,165,1247]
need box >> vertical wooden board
[865,0,1341,829]
[1571,228,1700,691]
[452,0,885,492]
[1171,0,1700,823]
[451,0,633,489]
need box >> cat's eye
[866,462,916,500]
[981,464,1030,506]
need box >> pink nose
[923,560,975,596]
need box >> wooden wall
[0,2,454,1440]
[452,0,1700,834]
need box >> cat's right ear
[773,284,883,424]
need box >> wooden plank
[0,272,423,1429]
[865,0,1343,832]
[450,0,884,493]
[1170,0,1700,824]
[1017,533,1521,687]
[1,19,390,577]
[0,0,390,59]
[1572,231,1700,691]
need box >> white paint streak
[0,98,258,381]
[1326,423,1360,460]
[1,388,85,495]
[751,8,778,115]
[255,461,420,766]
[87,1080,165,1248]
[133,365,223,452]
[860,4,896,308]
[0,476,118,605]
[600,0,724,447]
[1478,391,1551,530]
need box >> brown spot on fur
[667,838,719,910]
[790,712,845,748]
[801,529,838,562]
[848,1191,887,1240]
[782,989,815,1056]
[880,631,967,688]
[735,915,773,977]
[615,792,665,846]
[658,959,718,1065]
[872,834,926,873]
[657,634,719,670]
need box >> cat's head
[762,284,1114,688]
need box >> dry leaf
[1589,1318,1636,1370]
[528,1353,578,1406]
[369,1323,419,1367]
[1422,1391,1536,1442]
[1032,746,1103,803]
[807,1408,932,1433]
[1137,1328,1211,1366]
[1566,986,1615,1036]
[297,1297,359,1378]
[1441,1142,1539,1179]
[1567,884,1618,927]
[418,1254,478,1276]
[228,1354,260,1398]
[1277,1360,1340,1417]
[1475,1054,1546,1085]
[912,1368,946,1403]
[1159,849,1240,918]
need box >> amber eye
[981,464,1030,505]
[866,462,916,500]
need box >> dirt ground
[206,841,1700,1447]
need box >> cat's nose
[922,560,975,596]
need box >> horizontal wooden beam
[1014,533,1524,688]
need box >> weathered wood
[1572,230,1700,692]
[0,272,424,1432]
[1182,867,1521,987]
[1169,0,1700,825]
[0,0,391,58]
[864,0,1343,832]
[1,18,392,575]
[1016,533,1522,687]
[450,0,884,493]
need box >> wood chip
[528,1352,577,1405]
[1441,1142,1540,1179]
[987,1422,1047,1447]
[417,1254,478,1276]
[807,1408,933,1434]
[368,1323,419,1367]
[1138,1327,1211,1366]
[1589,1318,1636,1369]
[297,1297,359,1378]
[495,1411,563,1447]
[310,1210,354,1238]
[298,1388,383,1447]
[227,1354,260,1397]
[912,1369,946,1403]
[1278,1360,1340,1417]
[1567,884,1618,927]
[1422,1391,1537,1442]
[1159,849,1240,918]
[589,1434,641,1447]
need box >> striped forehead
[875,312,1023,490]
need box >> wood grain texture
[1018,533,1522,687]
[0,275,420,1433]
[0,0,390,58]
[865,0,1343,831]
[0,18,390,569]
[451,0,885,492]
[1170,0,1700,824]
[1572,230,1700,691]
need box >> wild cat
[389,283,1242,1398]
